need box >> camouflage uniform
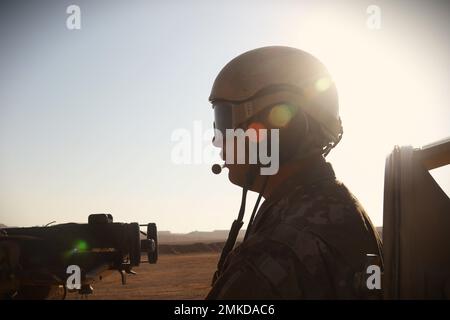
[206,161,383,299]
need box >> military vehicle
[383,137,450,299]
[0,214,158,299]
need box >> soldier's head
[210,46,342,190]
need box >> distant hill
[158,226,383,244]
[157,230,245,244]
[159,242,225,254]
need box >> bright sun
[289,11,449,225]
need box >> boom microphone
[211,164,225,175]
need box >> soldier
[206,46,383,299]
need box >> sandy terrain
[67,252,219,300]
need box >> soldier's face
[219,135,252,188]
[214,106,284,188]
[227,162,252,188]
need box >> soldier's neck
[256,154,326,199]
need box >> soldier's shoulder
[275,179,365,228]
[225,225,331,297]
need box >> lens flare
[268,104,295,128]
[75,240,88,251]
[247,122,266,142]
[63,240,89,260]
[315,77,332,92]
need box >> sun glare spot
[315,77,332,92]
[268,104,295,128]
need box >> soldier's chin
[227,164,250,188]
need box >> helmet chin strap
[243,174,269,241]
[211,165,269,285]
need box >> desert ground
[67,252,219,300]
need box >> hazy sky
[0,0,449,232]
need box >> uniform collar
[264,160,336,206]
[250,160,336,233]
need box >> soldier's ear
[297,109,310,136]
